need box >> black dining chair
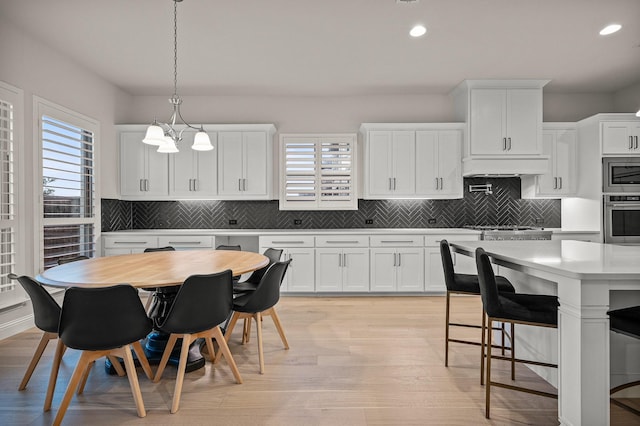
[53,284,153,426]
[233,248,283,295]
[216,244,242,282]
[475,247,558,419]
[57,255,89,265]
[216,260,291,374]
[607,305,640,416]
[153,270,242,413]
[8,274,64,412]
[440,240,516,385]
[142,246,176,312]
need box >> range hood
[462,155,550,177]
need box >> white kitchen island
[450,240,640,426]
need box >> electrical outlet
[228,219,237,225]
[427,218,437,224]
[365,219,374,224]
[294,219,302,225]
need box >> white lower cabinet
[103,236,158,256]
[316,248,369,292]
[370,247,424,292]
[259,236,315,293]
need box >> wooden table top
[36,250,269,289]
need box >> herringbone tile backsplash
[101,178,561,231]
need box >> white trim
[33,96,100,273]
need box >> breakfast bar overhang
[449,240,640,426]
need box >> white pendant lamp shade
[192,130,214,151]
[142,124,165,146]
[157,136,179,153]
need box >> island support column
[556,276,610,426]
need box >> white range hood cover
[462,155,550,177]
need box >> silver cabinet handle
[507,137,512,151]
[242,178,247,191]
[140,179,144,192]
[381,240,414,244]
[343,253,347,268]
[398,253,402,267]
[144,179,149,191]
[554,177,558,189]
[559,177,562,189]
[630,136,634,150]
[326,240,359,244]
[338,253,342,267]
[239,178,242,191]
[503,137,507,150]
[389,177,393,191]
[635,136,639,150]
[435,177,439,190]
[393,253,397,267]
[272,240,305,244]
[393,178,397,190]
[439,177,443,190]
[189,179,193,191]
[168,241,201,245]
[114,241,149,245]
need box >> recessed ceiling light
[599,24,621,35]
[410,25,427,37]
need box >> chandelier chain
[173,0,178,97]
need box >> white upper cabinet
[169,131,217,198]
[522,124,577,198]
[415,129,463,198]
[120,126,169,199]
[602,121,640,155]
[218,125,275,199]
[366,130,416,197]
[280,133,357,210]
[361,123,464,200]
[452,80,550,176]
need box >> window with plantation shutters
[280,134,357,210]
[0,82,22,308]
[37,98,98,270]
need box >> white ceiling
[2,0,640,96]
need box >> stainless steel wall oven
[604,195,640,244]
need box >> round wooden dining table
[36,249,269,289]
[36,249,269,373]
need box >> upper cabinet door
[506,89,542,154]
[602,122,640,154]
[437,130,463,196]
[170,132,217,198]
[469,89,506,155]
[392,131,416,195]
[120,128,169,199]
[415,131,438,194]
[367,131,395,196]
[243,131,268,196]
[554,129,576,195]
[217,131,244,196]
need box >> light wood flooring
[1,296,638,425]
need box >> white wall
[0,16,128,338]
[614,82,640,114]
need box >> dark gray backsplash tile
[101,178,561,232]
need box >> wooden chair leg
[480,310,486,386]
[444,291,451,367]
[53,351,98,426]
[44,338,65,412]
[256,313,265,374]
[76,360,95,395]
[131,341,153,380]
[485,318,493,419]
[204,337,216,362]
[268,307,289,349]
[215,312,240,364]
[212,327,243,384]
[171,335,193,414]
[153,334,178,382]
[117,345,146,418]
[19,331,56,391]
[108,355,126,376]
[243,318,252,344]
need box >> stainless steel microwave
[603,157,640,193]
[604,195,640,244]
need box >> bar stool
[607,305,640,416]
[475,247,558,418]
[440,240,515,385]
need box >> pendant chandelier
[142,0,213,153]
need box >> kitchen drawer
[369,235,423,247]
[315,235,368,247]
[424,234,479,247]
[259,235,315,247]
[158,236,214,249]
[103,236,158,249]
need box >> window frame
[33,97,100,273]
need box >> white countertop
[450,240,640,280]
[101,228,483,236]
